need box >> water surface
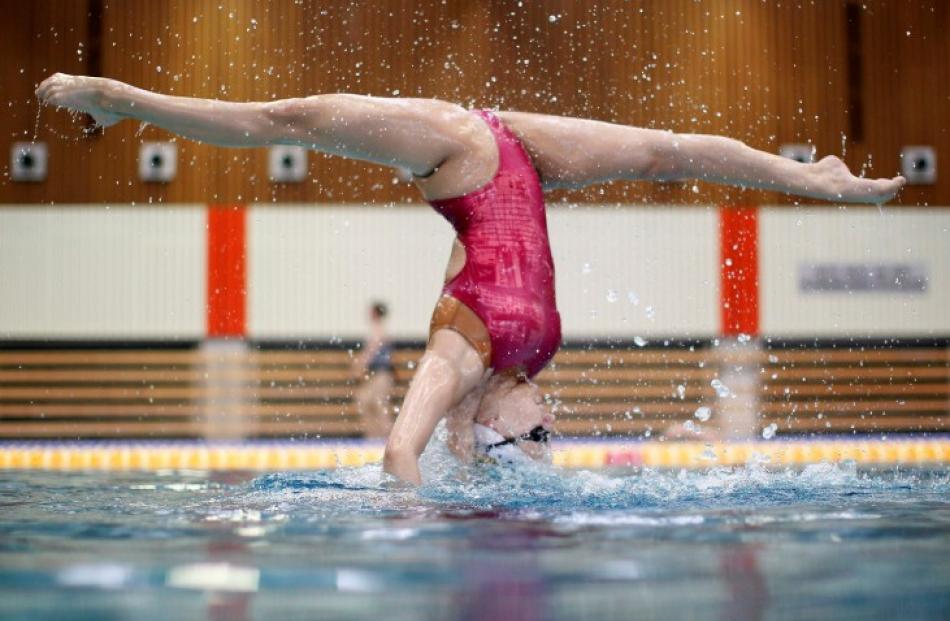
[1,450,948,621]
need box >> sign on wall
[799,263,928,293]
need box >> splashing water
[32,103,44,143]
[710,378,731,398]
[249,425,948,518]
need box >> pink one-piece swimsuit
[429,110,561,379]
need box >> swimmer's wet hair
[371,301,388,319]
[476,374,551,431]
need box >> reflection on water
[0,448,948,620]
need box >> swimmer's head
[475,374,555,439]
[370,301,388,321]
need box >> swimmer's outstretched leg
[496,111,905,204]
[34,73,483,187]
[37,74,902,206]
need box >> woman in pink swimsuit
[37,73,905,485]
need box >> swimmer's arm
[383,354,463,486]
[445,387,484,464]
[36,74,465,175]
[384,331,484,485]
[499,111,904,204]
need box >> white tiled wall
[759,207,950,336]
[0,205,205,339]
[1,204,946,340]
[246,204,721,339]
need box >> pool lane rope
[0,439,946,471]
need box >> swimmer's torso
[366,340,394,373]
[428,110,561,378]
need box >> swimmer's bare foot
[35,73,123,128]
[811,155,905,204]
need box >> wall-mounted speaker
[10,142,48,182]
[900,146,936,185]
[138,142,178,183]
[269,145,308,183]
[779,144,815,164]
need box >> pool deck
[0,437,946,470]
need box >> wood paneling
[2,0,947,205]
[0,345,945,439]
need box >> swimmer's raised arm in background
[496,111,905,204]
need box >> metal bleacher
[0,342,946,440]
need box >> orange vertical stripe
[720,206,759,337]
[207,204,246,338]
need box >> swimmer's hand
[35,73,123,128]
[811,155,906,204]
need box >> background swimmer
[352,301,396,439]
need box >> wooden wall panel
[1,0,947,206]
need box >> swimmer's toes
[876,178,903,202]
[37,76,58,97]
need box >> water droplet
[762,423,778,440]
[581,262,592,275]
[694,406,711,422]
[676,384,686,399]
[683,420,698,434]
[605,289,618,303]
[633,336,647,347]
[710,379,731,398]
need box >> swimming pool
[1,439,947,620]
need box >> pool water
[1,445,948,620]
